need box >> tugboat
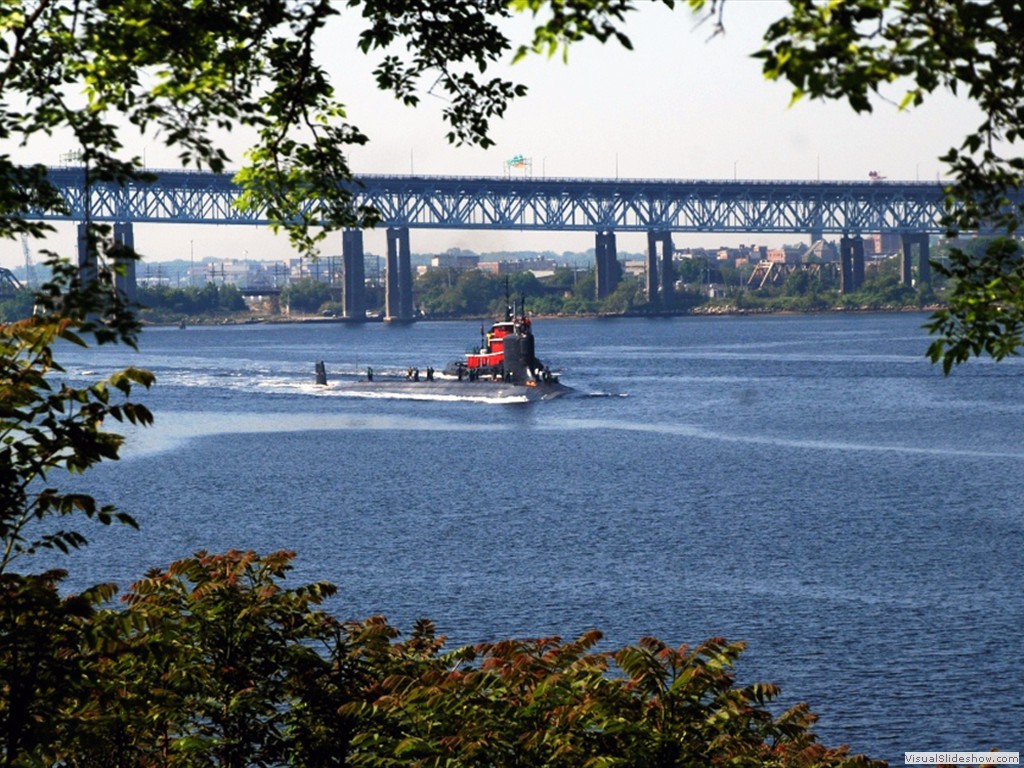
[328,294,571,402]
[445,296,558,386]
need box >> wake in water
[543,417,1024,461]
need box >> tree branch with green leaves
[0,255,153,576]
[756,0,1024,370]
[1,0,705,256]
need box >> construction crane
[20,233,38,288]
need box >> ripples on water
[49,314,1023,764]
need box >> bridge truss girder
[32,169,952,236]
[356,178,952,235]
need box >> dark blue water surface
[50,313,1023,764]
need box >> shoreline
[144,303,944,328]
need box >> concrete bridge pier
[77,223,95,285]
[342,229,366,321]
[919,238,931,284]
[112,222,137,301]
[646,231,674,306]
[839,235,865,294]
[595,230,620,300]
[385,227,413,321]
[78,222,137,301]
[900,234,931,286]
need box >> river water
[48,312,1023,765]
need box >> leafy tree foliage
[0,552,353,767]
[675,257,708,285]
[757,0,1024,367]
[417,270,504,317]
[0,290,34,323]
[561,269,598,315]
[599,276,644,314]
[218,284,248,312]
[779,266,838,300]
[925,237,1024,372]
[782,269,812,298]
[759,0,1024,233]
[0,229,155,764]
[0,255,153,576]
[93,550,343,768]
[0,2,1000,763]
[414,268,620,318]
[2,550,884,768]
[138,283,250,318]
[0,0,693,257]
[0,570,114,767]
[282,278,335,314]
[846,274,915,309]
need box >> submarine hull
[337,377,572,402]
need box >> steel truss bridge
[34,167,951,319]
[37,167,950,233]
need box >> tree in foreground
[0,0,1014,764]
[3,549,884,768]
[0,250,152,765]
[0,0,695,256]
[757,0,1024,368]
[0,256,153,578]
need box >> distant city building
[715,244,765,268]
[478,256,558,275]
[801,240,839,263]
[677,248,715,261]
[431,253,480,270]
[766,246,804,265]
[137,268,174,287]
[182,258,307,288]
[863,233,903,256]
[623,259,646,278]
[203,259,256,286]
[252,261,292,288]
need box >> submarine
[317,296,571,403]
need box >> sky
[1,0,987,271]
